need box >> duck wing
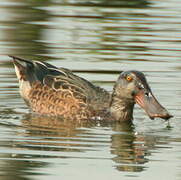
[10,56,110,113]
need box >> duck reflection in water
[111,122,149,172]
[21,114,159,173]
[10,56,172,122]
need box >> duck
[9,55,172,122]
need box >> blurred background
[0,0,180,179]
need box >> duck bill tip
[149,113,173,121]
[135,91,173,120]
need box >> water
[0,0,181,179]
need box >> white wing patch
[14,64,21,80]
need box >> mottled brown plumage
[10,55,172,122]
[28,81,92,119]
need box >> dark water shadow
[4,0,52,61]
[55,0,151,8]
[3,0,152,66]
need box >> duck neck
[110,90,135,122]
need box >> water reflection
[111,123,148,172]
[4,0,51,59]
[0,114,165,175]
[3,0,151,62]
[0,159,47,180]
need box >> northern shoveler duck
[10,55,172,122]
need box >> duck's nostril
[145,92,152,98]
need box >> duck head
[110,70,173,121]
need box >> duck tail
[9,55,38,83]
[9,55,56,84]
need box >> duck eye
[126,76,133,82]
